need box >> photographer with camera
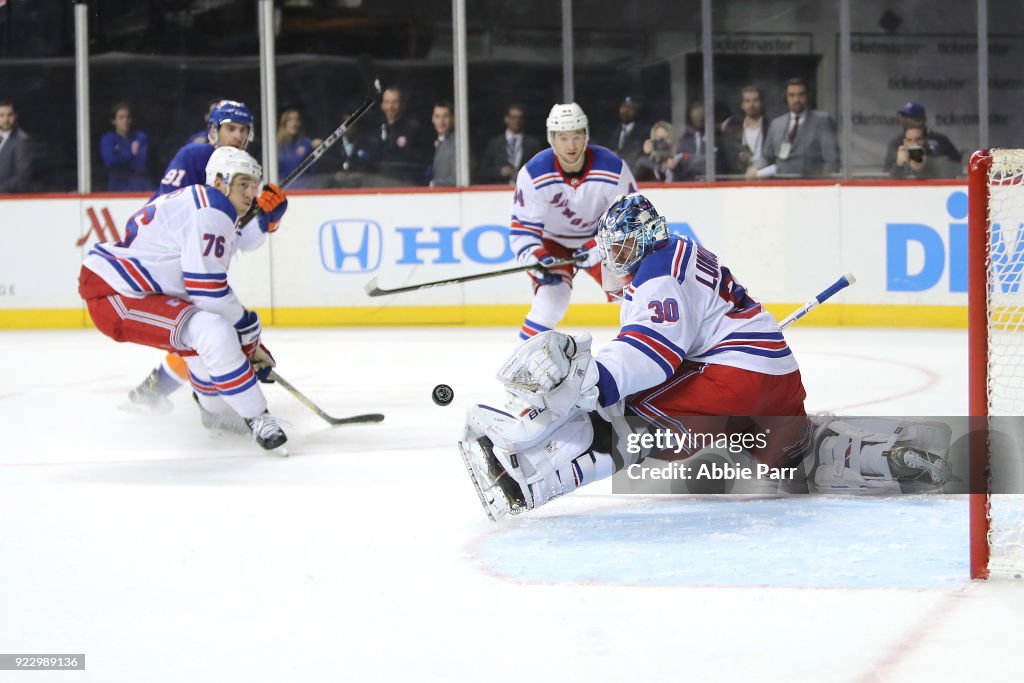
[890,125,959,180]
[632,120,678,182]
[883,101,960,178]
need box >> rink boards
[0,181,971,328]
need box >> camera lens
[908,148,924,162]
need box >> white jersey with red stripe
[82,184,247,324]
[593,235,799,406]
[510,145,636,257]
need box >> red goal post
[968,149,1024,580]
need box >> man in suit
[476,104,543,185]
[0,100,33,193]
[378,86,429,186]
[721,86,769,177]
[604,95,645,171]
[749,78,839,179]
[429,101,456,187]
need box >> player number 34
[648,298,679,323]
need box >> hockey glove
[573,239,602,269]
[250,343,277,383]
[256,183,288,233]
[234,309,262,357]
[518,247,561,286]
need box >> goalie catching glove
[256,183,288,233]
[459,331,643,520]
[497,330,600,419]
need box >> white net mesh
[985,149,1024,578]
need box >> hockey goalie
[458,193,953,520]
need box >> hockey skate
[458,434,527,521]
[245,412,289,453]
[192,393,250,435]
[126,367,173,413]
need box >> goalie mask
[208,99,255,146]
[206,146,262,187]
[596,193,670,277]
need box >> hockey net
[969,149,1024,579]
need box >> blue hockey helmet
[208,99,254,146]
[596,193,669,276]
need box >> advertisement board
[0,182,971,328]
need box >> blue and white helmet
[208,99,254,146]
[596,193,670,276]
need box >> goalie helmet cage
[968,149,1024,580]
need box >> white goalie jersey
[82,184,248,323]
[509,145,636,256]
[593,235,799,406]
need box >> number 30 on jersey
[648,298,679,323]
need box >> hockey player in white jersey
[78,147,288,451]
[127,99,288,414]
[511,103,636,341]
[462,193,955,519]
[461,192,810,518]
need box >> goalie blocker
[458,331,955,520]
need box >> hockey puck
[432,384,454,406]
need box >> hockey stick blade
[778,271,856,329]
[268,371,384,426]
[364,257,581,297]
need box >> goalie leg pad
[460,404,628,519]
[809,417,953,493]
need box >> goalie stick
[364,257,581,297]
[267,370,384,426]
[238,77,383,226]
[778,272,856,329]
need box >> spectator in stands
[889,125,960,180]
[429,100,456,187]
[632,121,678,182]
[604,95,645,171]
[675,101,722,180]
[100,103,151,192]
[883,101,961,176]
[752,78,839,179]
[330,116,379,189]
[720,86,768,177]
[0,100,33,194]
[277,106,322,188]
[186,99,221,146]
[477,104,542,185]
[378,86,428,186]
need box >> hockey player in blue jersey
[128,100,288,415]
[156,100,255,197]
[461,193,810,519]
[510,103,636,341]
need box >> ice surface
[1,326,1022,682]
